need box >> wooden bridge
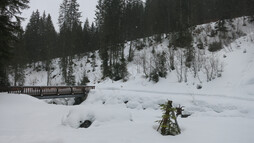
[1,86,95,100]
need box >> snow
[1,17,254,143]
[1,88,254,143]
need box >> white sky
[21,0,98,31]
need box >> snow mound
[85,89,168,110]
[0,93,46,106]
[62,104,133,128]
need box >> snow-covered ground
[1,91,254,143]
[1,18,254,143]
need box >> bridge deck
[1,86,95,99]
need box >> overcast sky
[21,0,98,31]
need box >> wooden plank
[34,94,85,99]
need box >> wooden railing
[1,86,95,99]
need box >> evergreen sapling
[157,100,181,136]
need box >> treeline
[10,0,254,83]
[14,12,98,65]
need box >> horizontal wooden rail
[1,86,95,99]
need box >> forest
[1,0,254,86]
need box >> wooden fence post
[21,87,24,94]
[71,86,74,95]
[40,87,42,96]
[57,87,59,95]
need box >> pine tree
[58,0,81,30]
[89,22,99,51]
[71,21,83,55]
[95,0,105,32]
[13,64,25,86]
[58,0,82,57]
[66,59,76,86]
[68,0,81,28]
[39,11,47,61]
[24,10,41,63]
[157,100,181,136]
[82,18,91,52]
[58,0,70,30]
[0,0,29,86]
[11,27,26,86]
[124,0,144,40]
[157,52,167,78]
[23,10,57,69]
[58,0,82,84]
[96,0,129,81]
[45,14,57,59]
[44,14,57,85]
[95,0,109,78]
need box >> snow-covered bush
[80,71,90,85]
[203,54,221,82]
[149,70,159,83]
[208,41,223,52]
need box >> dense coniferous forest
[1,0,254,85]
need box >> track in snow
[99,87,254,102]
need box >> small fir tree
[91,53,96,72]
[149,70,159,83]
[157,52,167,78]
[13,64,25,86]
[208,41,223,52]
[119,57,128,82]
[157,100,181,136]
[80,71,90,85]
[66,60,76,86]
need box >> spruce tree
[44,14,57,85]
[82,18,91,52]
[66,60,76,86]
[24,10,41,63]
[58,0,81,30]
[123,0,144,40]
[96,0,129,81]
[45,14,57,59]
[0,0,29,86]
[11,27,26,86]
[89,22,98,51]
[58,0,82,84]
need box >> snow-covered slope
[9,17,254,90]
[1,17,254,143]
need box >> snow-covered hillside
[8,17,254,96]
[1,17,254,143]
